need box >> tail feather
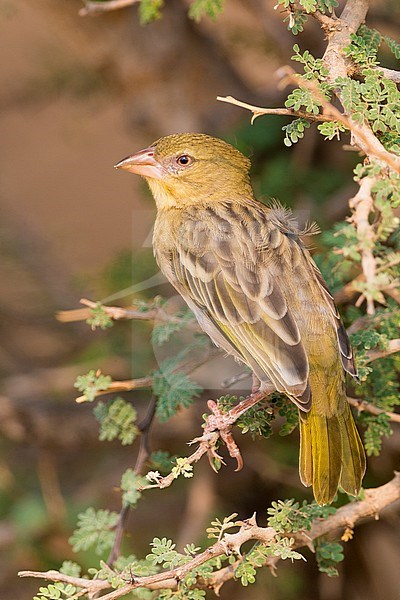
[299,402,366,505]
[339,404,366,496]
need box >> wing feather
[159,202,313,404]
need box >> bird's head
[115,133,253,209]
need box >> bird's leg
[196,389,268,471]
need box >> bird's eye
[176,154,192,167]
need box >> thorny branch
[216,96,334,124]
[348,176,377,314]
[219,67,400,174]
[18,474,400,598]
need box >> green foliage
[89,555,158,595]
[171,457,194,479]
[148,450,175,473]
[33,583,78,600]
[69,508,119,554]
[151,308,194,346]
[282,118,311,147]
[218,394,275,439]
[316,540,344,577]
[337,70,400,137]
[60,561,81,577]
[188,0,224,22]
[267,499,335,533]
[317,120,347,140]
[145,537,200,569]
[217,393,298,440]
[383,35,400,59]
[285,89,322,115]
[276,395,299,436]
[152,343,204,421]
[235,537,304,586]
[350,307,400,455]
[291,44,329,80]
[74,370,112,402]
[138,0,164,25]
[33,562,82,600]
[94,397,139,445]
[134,0,225,25]
[344,32,380,66]
[86,302,114,330]
[206,513,239,540]
[286,10,308,35]
[362,412,392,457]
[275,0,337,34]
[316,0,338,10]
[121,469,147,507]
[350,328,388,381]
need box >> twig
[216,96,334,124]
[144,391,268,491]
[365,339,400,363]
[79,0,140,17]
[19,474,400,598]
[371,67,400,84]
[348,397,400,423]
[57,298,199,330]
[107,395,158,565]
[348,176,378,315]
[75,376,154,403]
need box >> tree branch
[75,376,154,404]
[372,67,400,84]
[348,397,400,424]
[321,0,400,173]
[59,298,190,323]
[19,474,400,598]
[348,176,378,314]
[216,95,334,123]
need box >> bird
[115,132,366,505]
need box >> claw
[220,429,244,471]
[207,446,225,472]
[199,390,268,476]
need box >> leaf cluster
[235,537,304,586]
[139,0,224,25]
[267,498,335,533]
[74,369,112,402]
[94,397,139,445]
[315,540,344,577]
[151,308,194,346]
[69,508,119,555]
[152,342,204,422]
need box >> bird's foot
[194,391,266,471]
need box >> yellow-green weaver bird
[115,133,366,505]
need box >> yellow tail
[299,390,366,505]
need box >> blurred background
[1,0,400,598]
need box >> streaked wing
[158,201,315,409]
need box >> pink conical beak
[114,146,165,180]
